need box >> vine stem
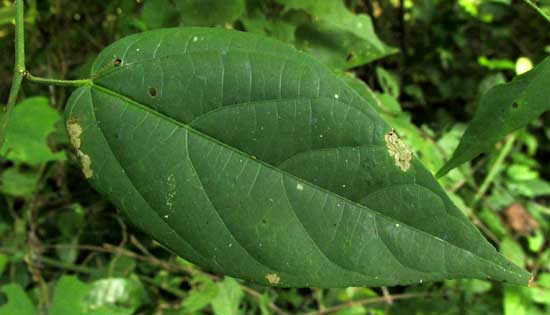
[0,0,25,150]
[522,0,550,23]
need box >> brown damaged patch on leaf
[78,151,93,178]
[265,273,280,285]
[67,118,83,149]
[505,203,539,235]
[384,129,412,172]
[67,118,93,178]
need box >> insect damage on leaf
[385,129,412,172]
[77,151,93,178]
[67,118,82,149]
[66,119,93,178]
[265,273,280,285]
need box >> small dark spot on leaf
[346,53,354,62]
[114,58,122,67]
[512,102,519,109]
[148,87,158,97]
[262,219,267,224]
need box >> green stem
[0,0,25,150]
[472,133,517,207]
[25,72,91,87]
[522,0,550,23]
[38,255,95,274]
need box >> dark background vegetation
[0,0,549,314]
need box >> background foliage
[0,0,549,314]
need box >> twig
[381,286,393,304]
[23,163,50,314]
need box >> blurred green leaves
[50,276,147,315]
[0,96,65,165]
[126,0,395,69]
[0,4,15,27]
[274,0,396,68]
[139,0,179,30]
[438,56,550,177]
[212,277,243,315]
[181,275,219,313]
[0,167,37,197]
[177,0,245,26]
[0,284,36,315]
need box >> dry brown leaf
[504,203,539,235]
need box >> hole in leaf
[114,58,122,67]
[148,87,158,97]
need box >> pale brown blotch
[384,129,412,172]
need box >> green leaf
[0,167,37,197]
[182,275,219,313]
[176,0,245,26]
[240,2,297,44]
[49,276,90,315]
[0,254,8,277]
[87,277,146,315]
[531,273,550,304]
[65,27,529,287]
[0,5,15,26]
[212,277,244,315]
[376,67,400,98]
[140,0,179,30]
[0,97,66,165]
[437,56,550,177]
[276,0,396,68]
[504,285,530,315]
[0,284,37,315]
[478,56,515,71]
[501,238,525,268]
[50,276,146,315]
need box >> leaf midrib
[89,82,527,282]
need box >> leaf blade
[66,27,530,287]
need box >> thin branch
[381,286,394,304]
